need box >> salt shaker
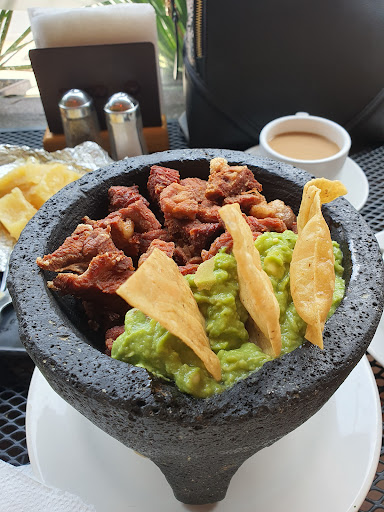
[104,92,147,160]
[59,89,101,147]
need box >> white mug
[259,112,351,179]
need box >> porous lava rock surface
[8,149,384,504]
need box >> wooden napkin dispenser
[29,42,169,154]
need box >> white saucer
[245,146,369,211]
[367,230,384,366]
[26,357,381,512]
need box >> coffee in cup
[259,112,351,179]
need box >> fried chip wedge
[219,203,281,357]
[297,178,347,233]
[291,179,346,349]
[27,165,81,209]
[0,187,37,240]
[116,248,221,381]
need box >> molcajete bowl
[8,149,384,505]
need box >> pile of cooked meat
[36,158,296,352]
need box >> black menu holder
[29,42,168,153]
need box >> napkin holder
[29,42,169,154]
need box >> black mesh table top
[0,123,383,511]
[353,144,384,234]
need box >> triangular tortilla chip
[297,178,347,233]
[291,178,346,348]
[305,178,347,204]
[116,248,221,381]
[219,203,281,357]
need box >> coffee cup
[259,112,351,179]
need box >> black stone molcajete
[8,149,384,504]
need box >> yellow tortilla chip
[116,248,221,381]
[27,164,81,209]
[219,203,281,357]
[306,178,347,204]
[290,179,345,349]
[297,178,347,233]
[0,160,51,199]
[0,187,37,240]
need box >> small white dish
[367,230,384,366]
[246,145,369,211]
[26,357,381,512]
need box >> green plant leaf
[0,11,33,71]
[1,64,31,71]
[0,40,33,67]
[1,28,32,59]
[0,11,12,56]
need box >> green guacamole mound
[112,231,345,398]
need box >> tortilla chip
[297,178,347,233]
[0,187,37,240]
[291,181,341,349]
[116,248,221,381]
[219,203,281,357]
[306,178,347,204]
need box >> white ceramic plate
[368,230,384,366]
[245,145,369,211]
[26,357,381,512]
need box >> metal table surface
[0,123,383,511]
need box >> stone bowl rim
[7,148,384,425]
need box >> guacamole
[112,231,345,398]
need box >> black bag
[183,0,384,149]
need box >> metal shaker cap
[59,89,93,120]
[104,92,139,124]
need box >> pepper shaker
[104,92,147,160]
[59,89,101,147]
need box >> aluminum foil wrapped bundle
[0,141,113,271]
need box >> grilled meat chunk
[48,251,134,310]
[147,165,180,203]
[108,185,149,212]
[36,224,119,273]
[250,199,296,230]
[138,239,175,267]
[160,182,199,220]
[205,158,262,202]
